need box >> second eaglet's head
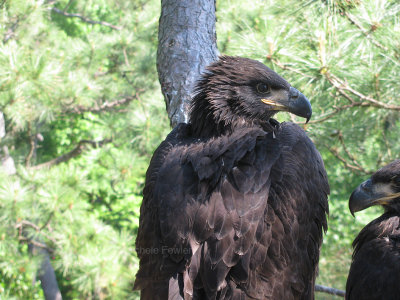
[349,160,400,215]
[190,56,312,136]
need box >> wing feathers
[135,122,329,299]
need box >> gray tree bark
[30,244,63,300]
[157,0,219,127]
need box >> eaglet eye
[392,176,400,186]
[256,82,270,94]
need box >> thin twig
[315,284,345,297]
[30,139,112,170]
[303,71,399,124]
[123,48,131,67]
[270,58,314,79]
[25,123,35,167]
[63,0,74,11]
[40,212,55,231]
[334,87,355,104]
[374,74,381,101]
[62,93,140,114]
[3,18,19,44]
[306,101,370,124]
[16,220,40,231]
[271,59,399,125]
[16,220,58,245]
[50,7,122,30]
[271,59,400,121]
[344,12,389,52]
[337,131,365,172]
[323,143,368,173]
[325,72,400,111]
[381,130,393,162]
[18,236,55,253]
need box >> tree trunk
[30,244,63,300]
[157,0,219,127]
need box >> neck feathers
[189,89,230,137]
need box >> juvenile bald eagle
[346,160,400,300]
[134,56,329,299]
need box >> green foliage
[0,0,166,298]
[0,0,398,299]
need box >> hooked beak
[349,179,377,216]
[349,179,399,216]
[261,87,312,122]
[287,87,312,123]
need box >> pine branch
[306,101,370,124]
[315,284,345,297]
[271,59,400,122]
[272,58,399,124]
[14,209,61,299]
[325,72,400,111]
[50,7,122,30]
[16,220,40,231]
[26,137,35,167]
[25,123,35,167]
[30,139,112,170]
[62,94,139,114]
[337,131,365,172]
[3,17,19,44]
[41,212,55,231]
[270,58,315,79]
[323,142,368,174]
[16,220,58,245]
[381,130,393,162]
[344,12,389,53]
[63,0,74,11]
[19,236,55,253]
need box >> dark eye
[392,176,400,186]
[256,83,270,94]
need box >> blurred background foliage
[0,0,398,299]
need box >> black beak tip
[288,87,312,121]
[349,190,359,217]
[306,113,312,124]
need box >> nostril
[361,179,372,190]
[289,86,299,99]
